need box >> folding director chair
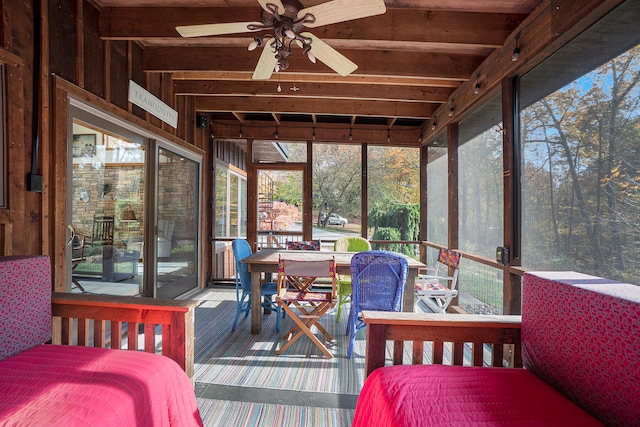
[415,248,462,313]
[275,256,337,358]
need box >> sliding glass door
[67,101,202,299]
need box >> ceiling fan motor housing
[261,0,312,69]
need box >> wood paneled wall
[1,0,210,290]
[0,4,34,256]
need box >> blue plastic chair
[346,250,408,359]
[231,239,280,332]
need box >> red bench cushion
[0,344,203,426]
[353,364,604,427]
[523,272,640,426]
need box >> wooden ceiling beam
[171,71,464,88]
[194,96,436,119]
[231,111,245,123]
[173,80,454,103]
[144,47,483,80]
[141,37,497,57]
[210,121,423,146]
[100,7,523,47]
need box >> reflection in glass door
[155,146,200,298]
[68,118,145,296]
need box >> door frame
[53,78,205,293]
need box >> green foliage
[369,201,420,256]
[371,227,402,253]
[275,174,302,207]
[311,144,362,220]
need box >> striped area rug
[193,288,363,426]
[193,289,367,395]
[192,288,480,426]
[197,399,354,427]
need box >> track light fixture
[449,105,455,117]
[312,128,316,140]
[349,128,353,141]
[275,126,279,139]
[387,129,391,142]
[239,125,243,138]
[431,116,437,131]
[474,74,481,95]
[512,32,521,62]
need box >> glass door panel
[256,168,304,248]
[230,174,239,236]
[155,147,200,298]
[69,119,145,296]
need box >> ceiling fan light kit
[176,0,386,80]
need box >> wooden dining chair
[275,255,337,358]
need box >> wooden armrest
[51,293,199,378]
[362,311,522,377]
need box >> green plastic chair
[333,236,372,322]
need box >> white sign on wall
[128,80,178,128]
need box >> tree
[369,202,420,256]
[521,45,640,282]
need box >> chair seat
[415,280,458,297]
[261,282,278,294]
[279,290,332,303]
[416,288,458,298]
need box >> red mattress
[0,344,203,426]
[352,365,605,427]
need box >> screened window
[426,133,448,246]
[214,165,228,238]
[215,164,246,238]
[312,143,361,239]
[367,145,420,256]
[520,0,640,284]
[458,96,504,258]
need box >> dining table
[241,249,426,334]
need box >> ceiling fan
[175,0,386,80]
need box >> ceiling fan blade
[300,32,357,76]
[176,22,260,38]
[252,42,278,80]
[299,0,386,28]
[257,0,285,15]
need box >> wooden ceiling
[96,0,542,145]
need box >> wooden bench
[52,292,198,378]
[362,311,522,377]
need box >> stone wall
[72,164,144,243]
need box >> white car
[324,213,348,226]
